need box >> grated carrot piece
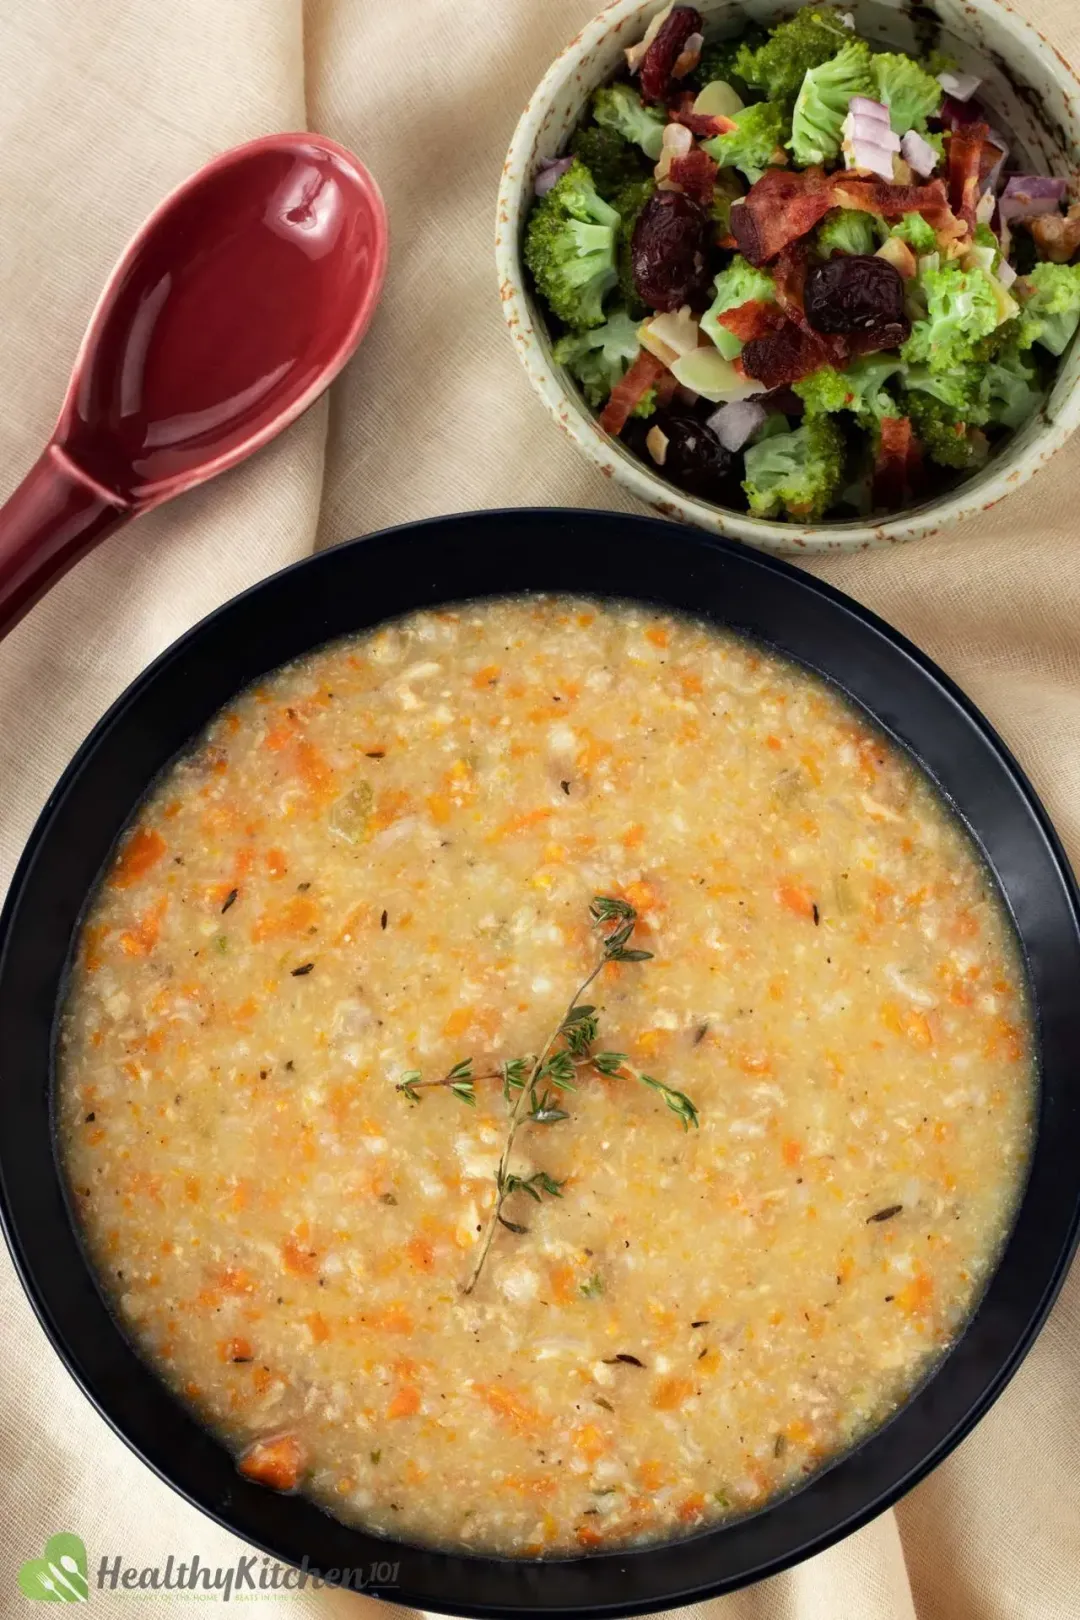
[776,882,815,920]
[111,827,167,888]
[238,1433,306,1490]
[387,1385,421,1420]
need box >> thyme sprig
[394,896,700,1293]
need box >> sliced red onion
[999,174,1067,223]
[851,116,900,150]
[848,140,897,181]
[937,70,982,102]
[940,94,987,130]
[706,398,767,451]
[849,96,890,124]
[534,156,574,196]
[980,132,1009,196]
[900,129,939,177]
[996,258,1018,289]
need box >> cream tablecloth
[1,2,1077,1616]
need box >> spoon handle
[0,445,129,641]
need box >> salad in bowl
[519,3,1080,526]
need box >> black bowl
[2,509,1079,1617]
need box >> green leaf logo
[18,1534,88,1603]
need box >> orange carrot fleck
[118,896,167,957]
[678,1493,707,1522]
[281,1232,318,1275]
[651,1375,694,1410]
[218,1337,253,1363]
[548,1262,576,1306]
[265,847,288,877]
[387,1385,421,1420]
[781,1138,802,1167]
[111,827,167,888]
[295,740,335,804]
[426,793,452,825]
[405,1235,435,1271]
[477,1383,541,1433]
[472,664,501,688]
[238,1433,306,1490]
[251,895,317,943]
[637,1459,668,1491]
[306,1312,331,1344]
[645,626,669,648]
[776,882,816,920]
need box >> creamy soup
[58,597,1033,1556]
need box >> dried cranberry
[652,412,738,502]
[631,190,711,312]
[640,7,703,103]
[804,255,906,335]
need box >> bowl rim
[3,508,1080,1616]
[495,0,1080,554]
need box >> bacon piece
[829,174,957,228]
[730,168,837,266]
[733,169,967,267]
[874,416,921,510]
[668,148,718,208]
[717,299,788,342]
[946,122,991,228]
[655,368,680,409]
[741,321,837,389]
[668,92,738,139]
[599,351,669,437]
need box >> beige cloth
[1,1,1077,1615]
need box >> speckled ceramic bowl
[496,0,1080,553]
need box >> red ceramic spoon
[0,132,388,640]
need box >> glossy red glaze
[0,133,388,637]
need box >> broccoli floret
[552,308,644,407]
[742,415,847,520]
[524,159,620,331]
[923,47,959,78]
[817,208,883,257]
[922,128,946,164]
[903,362,988,421]
[592,84,667,161]
[870,52,943,134]
[795,354,904,422]
[610,177,655,317]
[703,101,788,183]
[1014,262,1080,357]
[983,343,1044,429]
[632,385,658,420]
[906,392,988,469]
[569,125,650,199]
[890,211,938,254]
[902,260,1008,371]
[700,255,777,359]
[692,25,768,95]
[790,39,873,166]
[734,8,853,102]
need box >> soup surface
[59,597,1034,1555]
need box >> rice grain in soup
[58,596,1034,1555]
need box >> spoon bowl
[0,132,388,636]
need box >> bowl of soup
[1,509,1078,1615]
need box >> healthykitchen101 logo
[18,1532,400,1603]
[18,1534,89,1602]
